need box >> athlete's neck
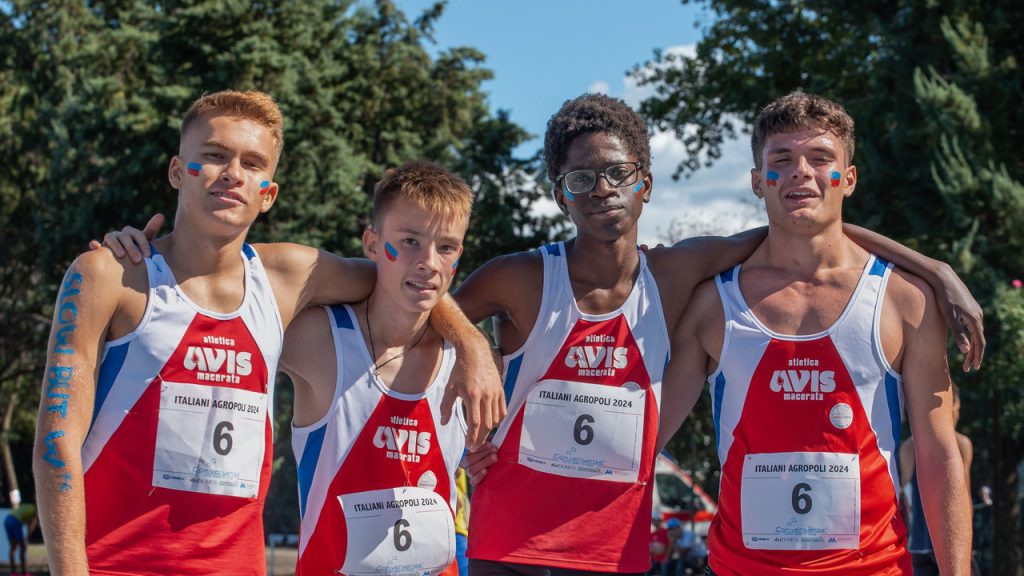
[363,294,431,351]
[757,219,856,275]
[565,231,641,289]
[156,223,250,281]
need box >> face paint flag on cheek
[384,242,398,262]
[765,171,780,187]
[186,162,202,177]
[451,258,459,274]
[634,181,643,194]
[830,170,842,187]
[259,180,270,195]
[563,187,576,204]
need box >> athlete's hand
[88,213,164,264]
[934,263,985,372]
[441,338,506,451]
[460,442,498,486]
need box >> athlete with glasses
[455,93,982,575]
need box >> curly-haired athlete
[459,93,983,574]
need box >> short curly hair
[543,93,651,182]
[751,92,855,169]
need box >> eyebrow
[767,146,837,156]
[202,140,271,166]
[396,227,463,244]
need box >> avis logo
[373,427,431,455]
[769,370,836,393]
[564,346,628,369]
[184,347,253,375]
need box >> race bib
[152,380,267,498]
[519,379,645,482]
[741,452,860,550]
[338,486,455,576]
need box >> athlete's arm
[844,223,984,372]
[33,251,123,575]
[425,294,505,450]
[895,271,971,576]
[453,251,543,351]
[897,437,915,489]
[657,280,721,454]
[279,307,338,428]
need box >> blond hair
[372,161,474,227]
[181,90,284,154]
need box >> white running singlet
[467,242,670,572]
[708,255,911,575]
[82,244,283,575]
[292,305,466,576]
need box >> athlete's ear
[843,165,857,198]
[638,170,653,203]
[363,227,379,260]
[750,168,764,199]
[168,156,184,190]
[259,182,279,213]
[552,184,570,216]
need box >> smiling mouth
[784,190,818,200]
[211,190,245,204]
[591,205,624,215]
[406,279,437,291]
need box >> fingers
[88,240,102,251]
[101,231,128,260]
[462,443,498,486]
[464,392,486,451]
[439,384,456,426]
[965,309,985,372]
[142,213,165,242]
[953,306,985,372]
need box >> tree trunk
[0,387,19,507]
[992,394,1023,576]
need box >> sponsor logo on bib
[769,359,836,400]
[373,416,433,463]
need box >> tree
[634,0,1024,571]
[0,0,564,536]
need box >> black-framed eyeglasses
[556,162,644,195]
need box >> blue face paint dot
[260,180,270,189]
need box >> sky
[392,0,767,244]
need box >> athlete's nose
[220,157,245,186]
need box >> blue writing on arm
[46,366,72,418]
[53,272,82,355]
[42,430,66,469]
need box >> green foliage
[0,0,564,532]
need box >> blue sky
[392,0,766,243]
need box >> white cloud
[587,80,610,95]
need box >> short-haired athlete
[33,91,502,575]
[281,161,475,575]
[456,93,981,574]
[661,93,971,575]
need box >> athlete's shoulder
[73,247,147,297]
[463,248,543,289]
[884,266,936,325]
[249,242,319,273]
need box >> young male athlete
[281,162,473,575]
[455,93,981,573]
[664,93,971,575]
[32,91,502,575]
